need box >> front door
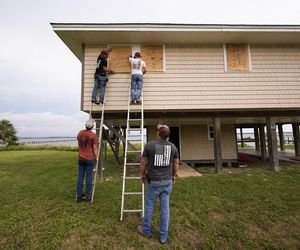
[169,126,180,156]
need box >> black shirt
[94,56,108,76]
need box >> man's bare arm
[140,156,148,184]
[173,158,179,182]
[93,143,98,160]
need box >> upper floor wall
[82,44,300,113]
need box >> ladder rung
[129,108,142,111]
[127,150,141,153]
[123,209,143,213]
[124,192,143,195]
[126,163,140,166]
[125,176,140,179]
[127,128,143,131]
[129,119,142,121]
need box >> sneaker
[99,100,103,105]
[137,225,151,238]
[76,197,82,203]
[159,239,168,244]
[95,101,100,105]
[130,100,134,104]
[137,100,142,105]
[91,100,96,104]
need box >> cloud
[0,112,89,137]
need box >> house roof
[51,23,300,61]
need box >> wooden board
[108,46,131,73]
[141,45,163,72]
[226,44,249,71]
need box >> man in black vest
[138,124,179,244]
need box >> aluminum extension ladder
[120,90,145,221]
[90,95,106,203]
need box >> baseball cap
[85,119,95,129]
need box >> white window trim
[247,44,252,71]
[207,124,214,141]
[132,44,141,56]
[163,44,166,72]
[223,44,227,72]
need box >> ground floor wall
[147,124,237,161]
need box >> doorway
[169,126,181,156]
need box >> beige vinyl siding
[147,124,237,161]
[180,124,237,160]
[83,45,300,112]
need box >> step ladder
[120,92,145,221]
[90,96,106,203]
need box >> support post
[278,124,285,151]
[259,124,267,161]
[266,116,279,171]
[292,123,300,156]
[240,128,244,148]
[254,125,260,151]
[213,118,223,173]
[96,120,102,177]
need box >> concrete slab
[239,148,299,162]
[177,161,202,177]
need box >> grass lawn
[1,150,300,249]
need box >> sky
[0,0,300,137]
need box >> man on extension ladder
[92,49,114,105]
[129,52,147,104]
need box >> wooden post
[266,116,279,171]
[254,125,260,151]
[104,141,107,161]
[96,120,102,177]
[240,128,244,148]
[278,124,285,151]
[292,123,300,156]
[213,118,223,173]
[259,124,267,161]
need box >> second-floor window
[108,44,165,73]
[223,44,252,72]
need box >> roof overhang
[51,23,300,61]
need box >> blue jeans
[142,180,172,242]
[92,75,107,102]
[131,74,143,101]
[77,160,94,199]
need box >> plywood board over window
[226,44,249,71]
[108,46,131,73]
[141,45,164,72]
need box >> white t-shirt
[129,57,146,75]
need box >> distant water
[18,131,146,146]
[18,132,293,147]
[18,137,77,146]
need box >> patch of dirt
[209,212,224,223]
[176,225,203,249]
[61,232,80,250]
[0,237,7,245]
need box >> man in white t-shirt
[129,52,147,104]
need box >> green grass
[1,150,300,249]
